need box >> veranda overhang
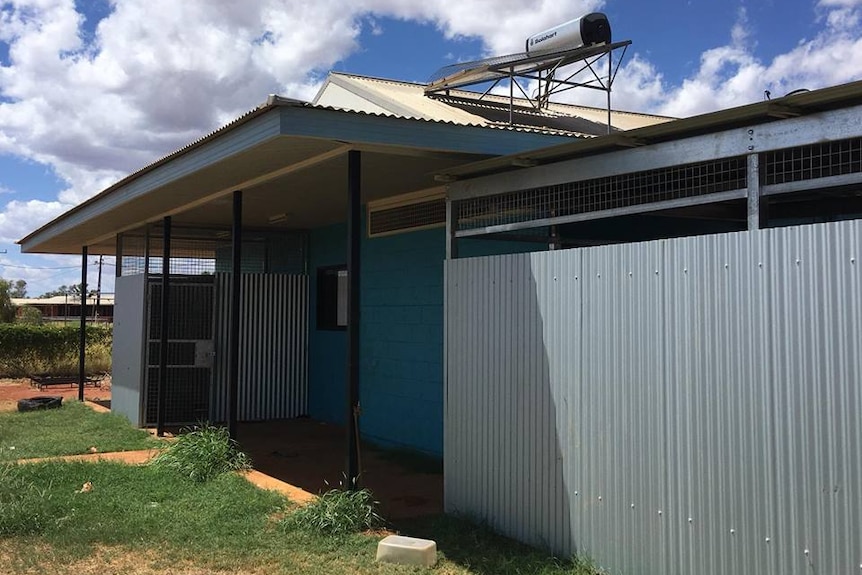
[19,97,571,254]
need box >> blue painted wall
[359,227,445,455]
[307,219,545,457]
[307,224,348,426]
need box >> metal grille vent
[368,198,447,237]
[763,137,862,185]
[458,157,748,231]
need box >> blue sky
[1,0,861,295]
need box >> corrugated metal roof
[315,72,672,133]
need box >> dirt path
[13,448,316,504]
[0,377,111,412]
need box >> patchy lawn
[0,461,601,575]
[0,403,603,575]
[0,401,159,461]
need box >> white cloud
[0,0,602,248]
[606,1,862,116]
[818,0,862,7]
[0,0,861,261]
[0,198,65,244]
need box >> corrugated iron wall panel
[445,220,862,575]
[212,273,308,422]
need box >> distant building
[12,294,114,323]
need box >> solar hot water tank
[525,12,612,54]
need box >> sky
[1,0,861,296]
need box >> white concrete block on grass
[376,535,437,567]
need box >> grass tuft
[149,423,251,482]
[0,465,54,535]
[283,487,384,536]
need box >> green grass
[283,487,384,535]
[149,423,251,482]
[0,460,603,575]
[397,514,602,575]
[0,401,159,462]
[0,461,283,552]
[0,406,602,574]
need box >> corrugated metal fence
[445,220,861,575]
[212,273,309,421]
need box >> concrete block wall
[307,219,545,457]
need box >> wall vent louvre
[457,156,748,231]
[763,137,862,185]
[367,190,447,237]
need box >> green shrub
[282,487,384,536]
[16,306,43,325]
[149,424,251,482]
[0,323,112,377]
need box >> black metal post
[228,191,242,439]
[95,255,103,320]
[157,217,171,437]
[78,246,88,402]
[346,150,361,489]
[115,234,123,278]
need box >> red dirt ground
[0,378,443,520]
[238,418,444,520]
[0,377,111,412]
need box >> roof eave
[19,105,576,254]
[442,80,862,180]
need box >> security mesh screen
[145,367,211,425]
[119,233,147,276]
[141,227,307,275]
[763,137,862,185]
[148,237,220,276]
[369,198,447,236]
[145,277,215,426]
[148,279,214,340]
[458,157,748,231]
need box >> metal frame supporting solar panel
[426,40,631,134]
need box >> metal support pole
[157,216,171,437]
[509,71,514,125]
[445,198,459,260]
[228,191,242,439]
[78,246,88,402]
[115,234,123,278]
[144,225,151,277]
[747,154,761,231]
[346,150,361,490]
[95,255,103,320]
[607,50,612,135]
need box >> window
[317,265,347,330]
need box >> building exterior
[441,81,862,575]
[12,294,115,323]
[20,72,661,449]
[18,71,862,574]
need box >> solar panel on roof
[426,41,630,92]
